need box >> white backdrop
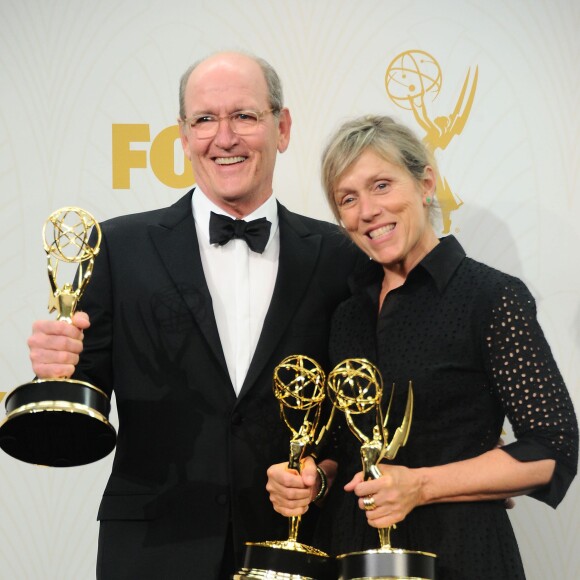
[1,0,579,578]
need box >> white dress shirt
[192,188,279,395]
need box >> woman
[266,115,578,578]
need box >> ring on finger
[362,495,377,511]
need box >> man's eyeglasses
[181,109,277,138]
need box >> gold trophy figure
[327,358,436,580]
[235,355,334,580]
[0,207,116,467]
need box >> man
[27,51,363,579]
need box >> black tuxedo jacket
[74,190,362,578]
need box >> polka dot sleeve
[483,277,578,507]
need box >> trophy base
[0,378,116,466]
[234,541,335,580]
[337,547,437,580]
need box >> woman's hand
[344,448,555,528]
[344,464,425,528]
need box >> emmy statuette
[0,207,116,467]
[327,358,436,580]
[235,355,334,580]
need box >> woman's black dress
[314,236,578,579]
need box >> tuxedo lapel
[238,204,321,400]
[147,191,229,374]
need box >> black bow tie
[209,211,272,254]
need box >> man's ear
[178,120,192,160]
[276,108,292,153]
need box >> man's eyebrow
[187,109,214,116]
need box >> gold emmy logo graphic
[385,50,478,234]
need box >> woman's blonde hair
[321,115,438,223]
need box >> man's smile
[214,156,247,165]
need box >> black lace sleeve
[483,276,578,507]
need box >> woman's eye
[373,181,392,195]
[339,196,355,206]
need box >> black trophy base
[337,547,437,580]
[0,378,116,467]
[234,541,336,580]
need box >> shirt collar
[191,186,279,248]
[414,235,466,293]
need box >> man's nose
[213,117,239,147]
